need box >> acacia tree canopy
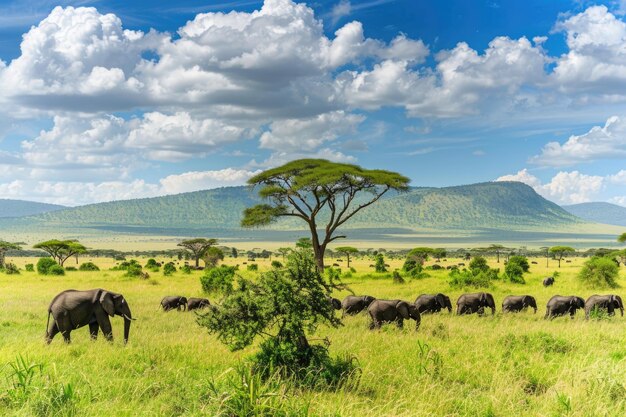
[241,159,410,270]
[178,238,218,267]
[0,241,21,269]
[33,240,87,267]
[335,246,358,268]
[549,246,575,268]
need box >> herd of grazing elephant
[334,292,624,331]
[44,288,624,345]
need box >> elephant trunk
[123,316,131,344]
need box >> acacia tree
[33,240,87,267]
[489,244,507,263]
[0,241,21,269]
[336,246,358,268]
[619,233,626,244]
[550,246,575,268]
[241,159,409,270]
[177,238,218,267]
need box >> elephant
[341,295,376,316]
[543,277,555,287]
[46,288,133,344]
[187,297,211,311]
[414,293,452,314]
[161,296,188,312]
[327,296,341,310]
[544,295,585,319]
[502,295,537,313]
[367,299,421,330]
[456,292,496,315]
[584,294,624,319]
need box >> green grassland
[1,255,625,416]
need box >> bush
[25,264,34,272]
[180,265,192,274]
[504,262,526,284]
[508,255,530,272]
[449,268,496,289]
[79,262,100,271]
[163,262,176,276]
[271,260,283,268]
[48,265,65,276]
[201,265,236,294]
[2,263,19,275]
[145,258,160,272]
[469,256,489,273]
[392,270,405,284]
[64,266,77,271]
[37,258,57,275]
[247,263,258,271]
[350,267,356,273]
[578,256,619,288]
[374,254,387,273]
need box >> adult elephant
[46,288,133,344]
[187,297,210,311]
[456,292,496,315]
[544,295,585,319]
[414,293,452,314]
[367,299,421,330]
[161,296,188,312]
[543,277,555,287]
[585,294,624,319]
[502,295,537,313]
[341,295,376,316]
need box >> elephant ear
[479,293,487,304]
[397,301,410,319]
[522,295,531,306]
[436,294,446,308]
[100,292,115,317]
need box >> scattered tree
[177,238,218,268]
[203,247,225,269]
[374,253,387,272]
[578,256,619,288]
[241,159,409,270]
[618,233,626,244]
[489,244,507,263]
[549,246,575,268]
[335,246,358,268]
[0,241,21,269]
[33,240,86,267]
[469,256,489,273]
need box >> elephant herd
[333,292,625,331]
[44,288,624,344]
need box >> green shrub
[449,268,496,288]
[25,264,34,272]
[180,264,192,274]
[469,256,489,272]
[145,258,159,270]
[163,262,176,276]
[392,270,405,284]
[79,262,100,271]
[64,266,77,271]
[3,263,19,275]
[271,260,283,268]
[504,262,526,284]
[247,263,258,271]
[508,255,530,272]
[201,265,236,294]
[48,265,65,276]
[124,264,143,277]
[374,254,387,272]
[578,256,619,288]
[36,258,57,275]
[349,267,356,273]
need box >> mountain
[562,202,626,227]
[10,181,580,232]
[0,199,65,218]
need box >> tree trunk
[0,251,5,269]
[347,254,351,269]
[195,257,199,268]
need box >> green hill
[0,199,65,218]
[562,202,626,226]
[13,181,580,232]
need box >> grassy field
[1,255,625,416]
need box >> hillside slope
[0,199,65,218]
[19,181,581,231]
[563,202,626,226]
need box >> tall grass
[0,255,624,416]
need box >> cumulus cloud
[159,168,260,194]
[496,169,605,204]
[531,115,626,166]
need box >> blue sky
[1,0,626,206]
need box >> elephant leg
[61,329,71,343]
[478,306,485,316]
[46,322,59,344]
[95,311,113,342]
[89,321,99,340]
[396,319,404,329]
[544,309,550,320]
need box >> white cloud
[330,0,351,26]
[531,115,626,166]
[259,111,364,152]
[496,169,604,204]
[159,168,260,194]
[609,196,626,206]
[608,170,626,184]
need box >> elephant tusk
[123,314,136,321]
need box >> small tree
[203,247,225,269]
[578,257,619,288]
[618,233,626,244]
[374,253,387,272]
[197,247,344,382]
[550,246,575,268]
[33,240,86,267]
[241,159,410,271]
[231,247,238,258]
[469,256,489,273]
[177,238,218,268]
[0,241,21,269]
[336,246,358,268]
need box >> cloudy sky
[1,0,626,206]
